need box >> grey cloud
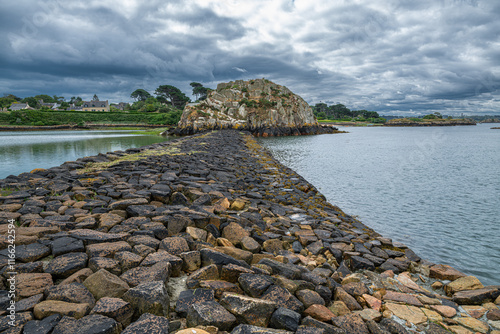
[0,0,498,115]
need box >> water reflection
[0,130,168,178]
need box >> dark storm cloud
[0,0,498,115]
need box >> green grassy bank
[0,110,182,126]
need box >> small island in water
[384,113,476,126]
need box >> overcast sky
[1,0,499,115]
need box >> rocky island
[0,130,499,334]
[170,79,339,136]
[385,118,476,127]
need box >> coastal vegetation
[0,83,213,127]
[0,110,181,126]
[312,103,387,124]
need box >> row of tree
[312,103,381,120]
[129,82,210,111]
[0,81,211,112]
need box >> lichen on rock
[171,78,337,136]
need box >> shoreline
[0,130,498,333]
[0,124,172,132]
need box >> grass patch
[77,144,182,174]
[0,187,15,196]
[77,132,212,175]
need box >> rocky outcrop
[385,118,476,126]
[1,130,499,334]
[171,79,338,136]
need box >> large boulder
[172,79,337,136]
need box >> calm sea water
[259,123,500,285]
[0,130,169,179]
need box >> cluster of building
[7,100,129,112]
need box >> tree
[330,104,351,119]
[53,95,64,103]
[155,85,190,109]
[0,94,20,108]
[190,82,209,101]
[314,103,328,114]
[35,94,56,103]
[21,97,39,108]
[92,94,99,101]
[359,110,379,119]
[70,96,83,106]
[130,89,151,102]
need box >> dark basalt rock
[175,288,215,316]
[269,307,301,332]
[200,248,250,269]
[261,285,304,313]
[23,314,62,334]
[331,314,370,334]
[51,237,85,257]
[348,256,375,271]
[121,313,169,334]
[452,285,500,305]
[379,318,410,334]
[120,262,170,287]
[0,311,33,332]
[45,282,96,307]
[11,243,51,263]
[69,229,126,245]
[15,293,44,312]
[187,300,236,331]
[301,316,346,334]
[51,314,120,334]
[122,280,170,318]
[257,258,302,279]
[158,237,190,257]
[90,297,134,327]
[238,273,275,297]
[45,252,88,278]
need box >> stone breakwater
[0,130,499,334]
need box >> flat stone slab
[453,286,500,305]
[69,229,126,245]
[384,302,427,325]
[219,292,277,328]
[12,243,51,262]
[120,262,170,287]
[17,273,54,298]
[429,264,467,281]
[45,282,95,307]
[187,300,236,331]
[86,241,132,258]
[45,252,89,278]
[34,300,91,320]
[383,291,423,307]
[51,314,119,334]
[51,237,85,257]
[175,289,215,315]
